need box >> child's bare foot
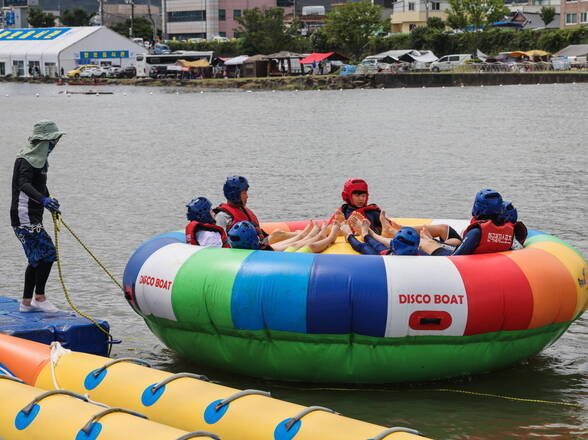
[341,222,353,238]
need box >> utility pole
[100,0,105,26]
[161,0,167,40]
[130,0,134,38]
[147,0,156,42]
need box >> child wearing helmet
[329,179,382,233]
[341,217,423,256]
[227,221,264,250]
[185,197,230,248]
[214,176,268,242]
[420,189,522,256]
[495,201,527,249]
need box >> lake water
[0,82,586,439]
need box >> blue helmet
[472,189,503,218]
[224,176,249,204]
[497,201,518,224]
[228,221,260,250]
[186,197,214,224]
[391,227,420,256]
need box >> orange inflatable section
[0,333,50,384]
[505,248,578,328]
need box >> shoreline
[2,72,587,90]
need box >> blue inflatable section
[231,251,313,333]
[0,296,109,355]
[307,254,388,337]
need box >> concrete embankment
[2,72,587,90]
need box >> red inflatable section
[0,333,51,385]
[451,254,534,335]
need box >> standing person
[214,176,268,242]
[11,121,65,313]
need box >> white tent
[554,44,588,58]
[0,26,145,78]
[224,55,249,66]
[366,49,438,64]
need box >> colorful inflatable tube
[0,334,426,440]
[123,218,588,383]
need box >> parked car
[122,66,137,78]
[79,67,100,78]
[430,54,472,72]
[67,64,98,78]
[108,65,123,77]
[153,43,171,55]
[211,36,229,43]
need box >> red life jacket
[214,203,268,239]
[463,219,515,254]
[328,203,381,223]
[185,221,230,248]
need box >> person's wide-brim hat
[29,120,65,141]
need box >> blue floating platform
[0,296,109,355]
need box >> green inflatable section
[144,316,572,383]
[525,234,586,260]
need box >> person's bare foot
[360,218,370,237]
[332,210,345,224]
[341,222,354,239]
[348,215,363,235]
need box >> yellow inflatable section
[0,334,428,440]
[0,375,216,440]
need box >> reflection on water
[0,82,586,439]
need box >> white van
[430,54,472,72]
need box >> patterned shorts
[13,224,57,267]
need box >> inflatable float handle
[176,432,221,440]
[151,372,210,394]
[285,406,340,431]
[81,407,148,435]
[92,357,152,378]
[21,389,89,416]
[371,427,424,440]
[214,389,271,411]
[0,374,24,384]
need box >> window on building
[28,60,40,76]
[12,60,24,77]
[233,9,241,18]
[44,62,57,78]
[581,12,587,23]
[219,9,226,21]
[408,2,415,11]
[431,2,441,10]
[565,0,577,2]
[0,62,5,76]
[409,23,417,30]
[219,32,227,37]
[167,10,206,22]
[234,31,242,38]
[565,13,577,24]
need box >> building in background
[103,2,161,28]
[1,0,33,28]
[390,0,450,33]
[560,0,587,28]
[0,26,144,77]
[163,0,279,40]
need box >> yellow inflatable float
[0,334,428,440]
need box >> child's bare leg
[307,223,340,253]
[271,221,315,247]
[380,210,400,237]
[419,229,443,254]
[268,230,296,245]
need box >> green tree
[235,8,299,54]
[110,17,158,42]
[539,6,556,27]
[61,8,94,26]
[426,16,446,31]
[28,7,56,28]
[446,0,509,30]
[322,1,390,60]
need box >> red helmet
[341,179,369,204]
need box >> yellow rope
[51,212,113,343]
[271,384,582,408]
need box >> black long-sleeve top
[10,158,49,227]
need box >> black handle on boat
[284,406,340,431]
[92,357,151,378]
[214,389,271,412]
[176,432,221,440]
[150,372,210,394]
[21,390,89,416]
[81,408,148,435]
[0,374,24,384]
[371,427,424,439]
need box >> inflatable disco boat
[123,218,588,383]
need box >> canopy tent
[244,54,269,63]
[267,51,304,59]
[366,49,437,64]
[508,50,551,58]
[224,55,249,66]
[406,50,438,63]
[178,58,210,68]
[555,44,588,57]
[299,52,349,64]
